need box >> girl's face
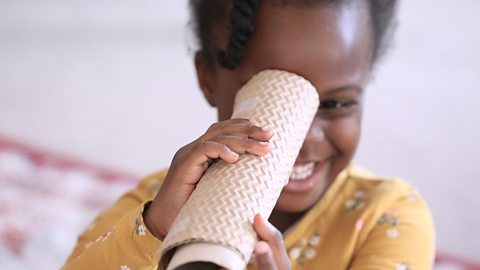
[196,0,373,213]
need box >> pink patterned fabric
[0,136,137,269]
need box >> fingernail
[256,214,266,224]
[258,141,269,145]
[263,129,273,135]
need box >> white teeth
[290,162,316,181]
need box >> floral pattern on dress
[84,241,93,250]
[134,209,147,237]
[133,207,151,236]
[377,209,400,239]
[355,219,364,232]
[345,188,367,211]
[95,231,112,243]
[395,262,412,270]
[289,233,321,266]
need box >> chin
[274,192,319,213]
[274,162,332,213]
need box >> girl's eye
[317,99,358,119]
[319,100,356,109]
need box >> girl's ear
[195,52,216,107]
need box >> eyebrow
[321,85,363,95]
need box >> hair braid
[217,0,261,70]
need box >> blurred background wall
[1,0,479,263]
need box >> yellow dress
[62,166,435,270]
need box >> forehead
[234,1,373,90]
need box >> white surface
[0,0,479,263]
[167,243,244,270]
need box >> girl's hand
[144,118,272,240]
[253,214,291,270]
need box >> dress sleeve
[62,170,167,270]
[350,191,436,270]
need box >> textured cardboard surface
[160,70,319,269]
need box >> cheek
[214,82,237,121]
[217,98,235,121]
[329,114,362,159]
[213,71,246,121]
[326,115,361,179]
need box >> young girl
[63,0,435,269]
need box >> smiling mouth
[289,162,317,181]
[284,161,327,193]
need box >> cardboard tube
[159,70,319,270]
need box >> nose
[297,117,325,161]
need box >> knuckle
[174,146,186,157]
[173,145,190,159]
[207,123,215,131]
[207,122,221,131]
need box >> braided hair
[189,0,397,70]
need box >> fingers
[254,214,291,270]
[214,135,271,156]
[189,140,240,165]
[152,119,273,244]
[170,119,272,186]
[255,241,277,270]
[254,214,284,252]
[187,135,271,166]
[205,118,273,142]
[188,119,272,166]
